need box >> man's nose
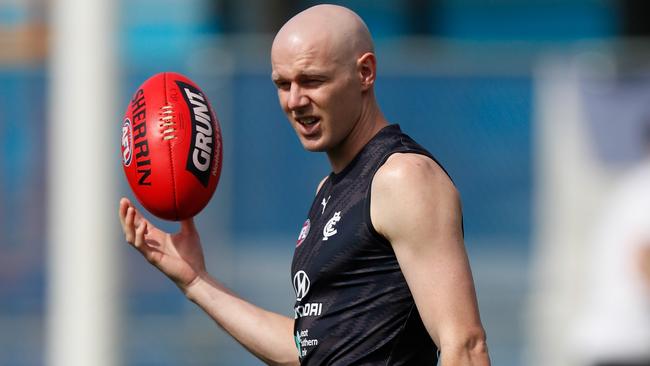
[287,83,309,110]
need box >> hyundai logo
[293,270,310,301]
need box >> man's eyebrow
[271,71,326,82]
[300,67,329,76]
[299,72,326,78]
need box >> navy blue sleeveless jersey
[291,124,442,365]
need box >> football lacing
[159,105,176,141]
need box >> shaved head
[270,5,386,168]
[272,4,374,67]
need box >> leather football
[121,72,222,221]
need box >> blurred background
[1,0,650,365]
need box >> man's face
[271,37,363,152]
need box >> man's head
[271,4,377,152]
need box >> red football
[121,72,223,221]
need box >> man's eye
[275,81,290,90]
[303,79,323,87]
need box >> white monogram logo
[293,270,310,301]
[322,211,341,241]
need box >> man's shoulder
[374,152,455,193]
[370,152,462,245]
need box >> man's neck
[327,105,388,173]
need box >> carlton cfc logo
[322,211,341,241]
[121,118,133,167]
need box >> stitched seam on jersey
[384,303,416,366]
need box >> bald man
[119,4,489,365]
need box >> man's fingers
[134,221,158,263]
[134,220,147,250]
[120,201,161,264]
[124,207,136,244]
[119,198,132,230]
[132,206,144,228]
[119,197,145,226]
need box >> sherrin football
[121,72,223,221]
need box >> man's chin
[301,143,327,152]
[299,138,328,152]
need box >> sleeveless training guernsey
[291,124,442,365]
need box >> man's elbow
[265,356,300,366]
[439,326,490,364]
[463,327,488,355]
[269,360,300,366]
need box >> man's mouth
[297,116,320,125]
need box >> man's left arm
[371,153,490,366]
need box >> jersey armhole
[364,149,436,248]
[364,152,395,248]
[365,144,460,246]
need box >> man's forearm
[185,275,299,366]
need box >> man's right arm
[119,198,299,366]
[184,275,298,365]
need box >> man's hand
[118,197,206,291]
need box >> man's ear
[357,52,376,91]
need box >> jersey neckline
[328,124,401,185]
